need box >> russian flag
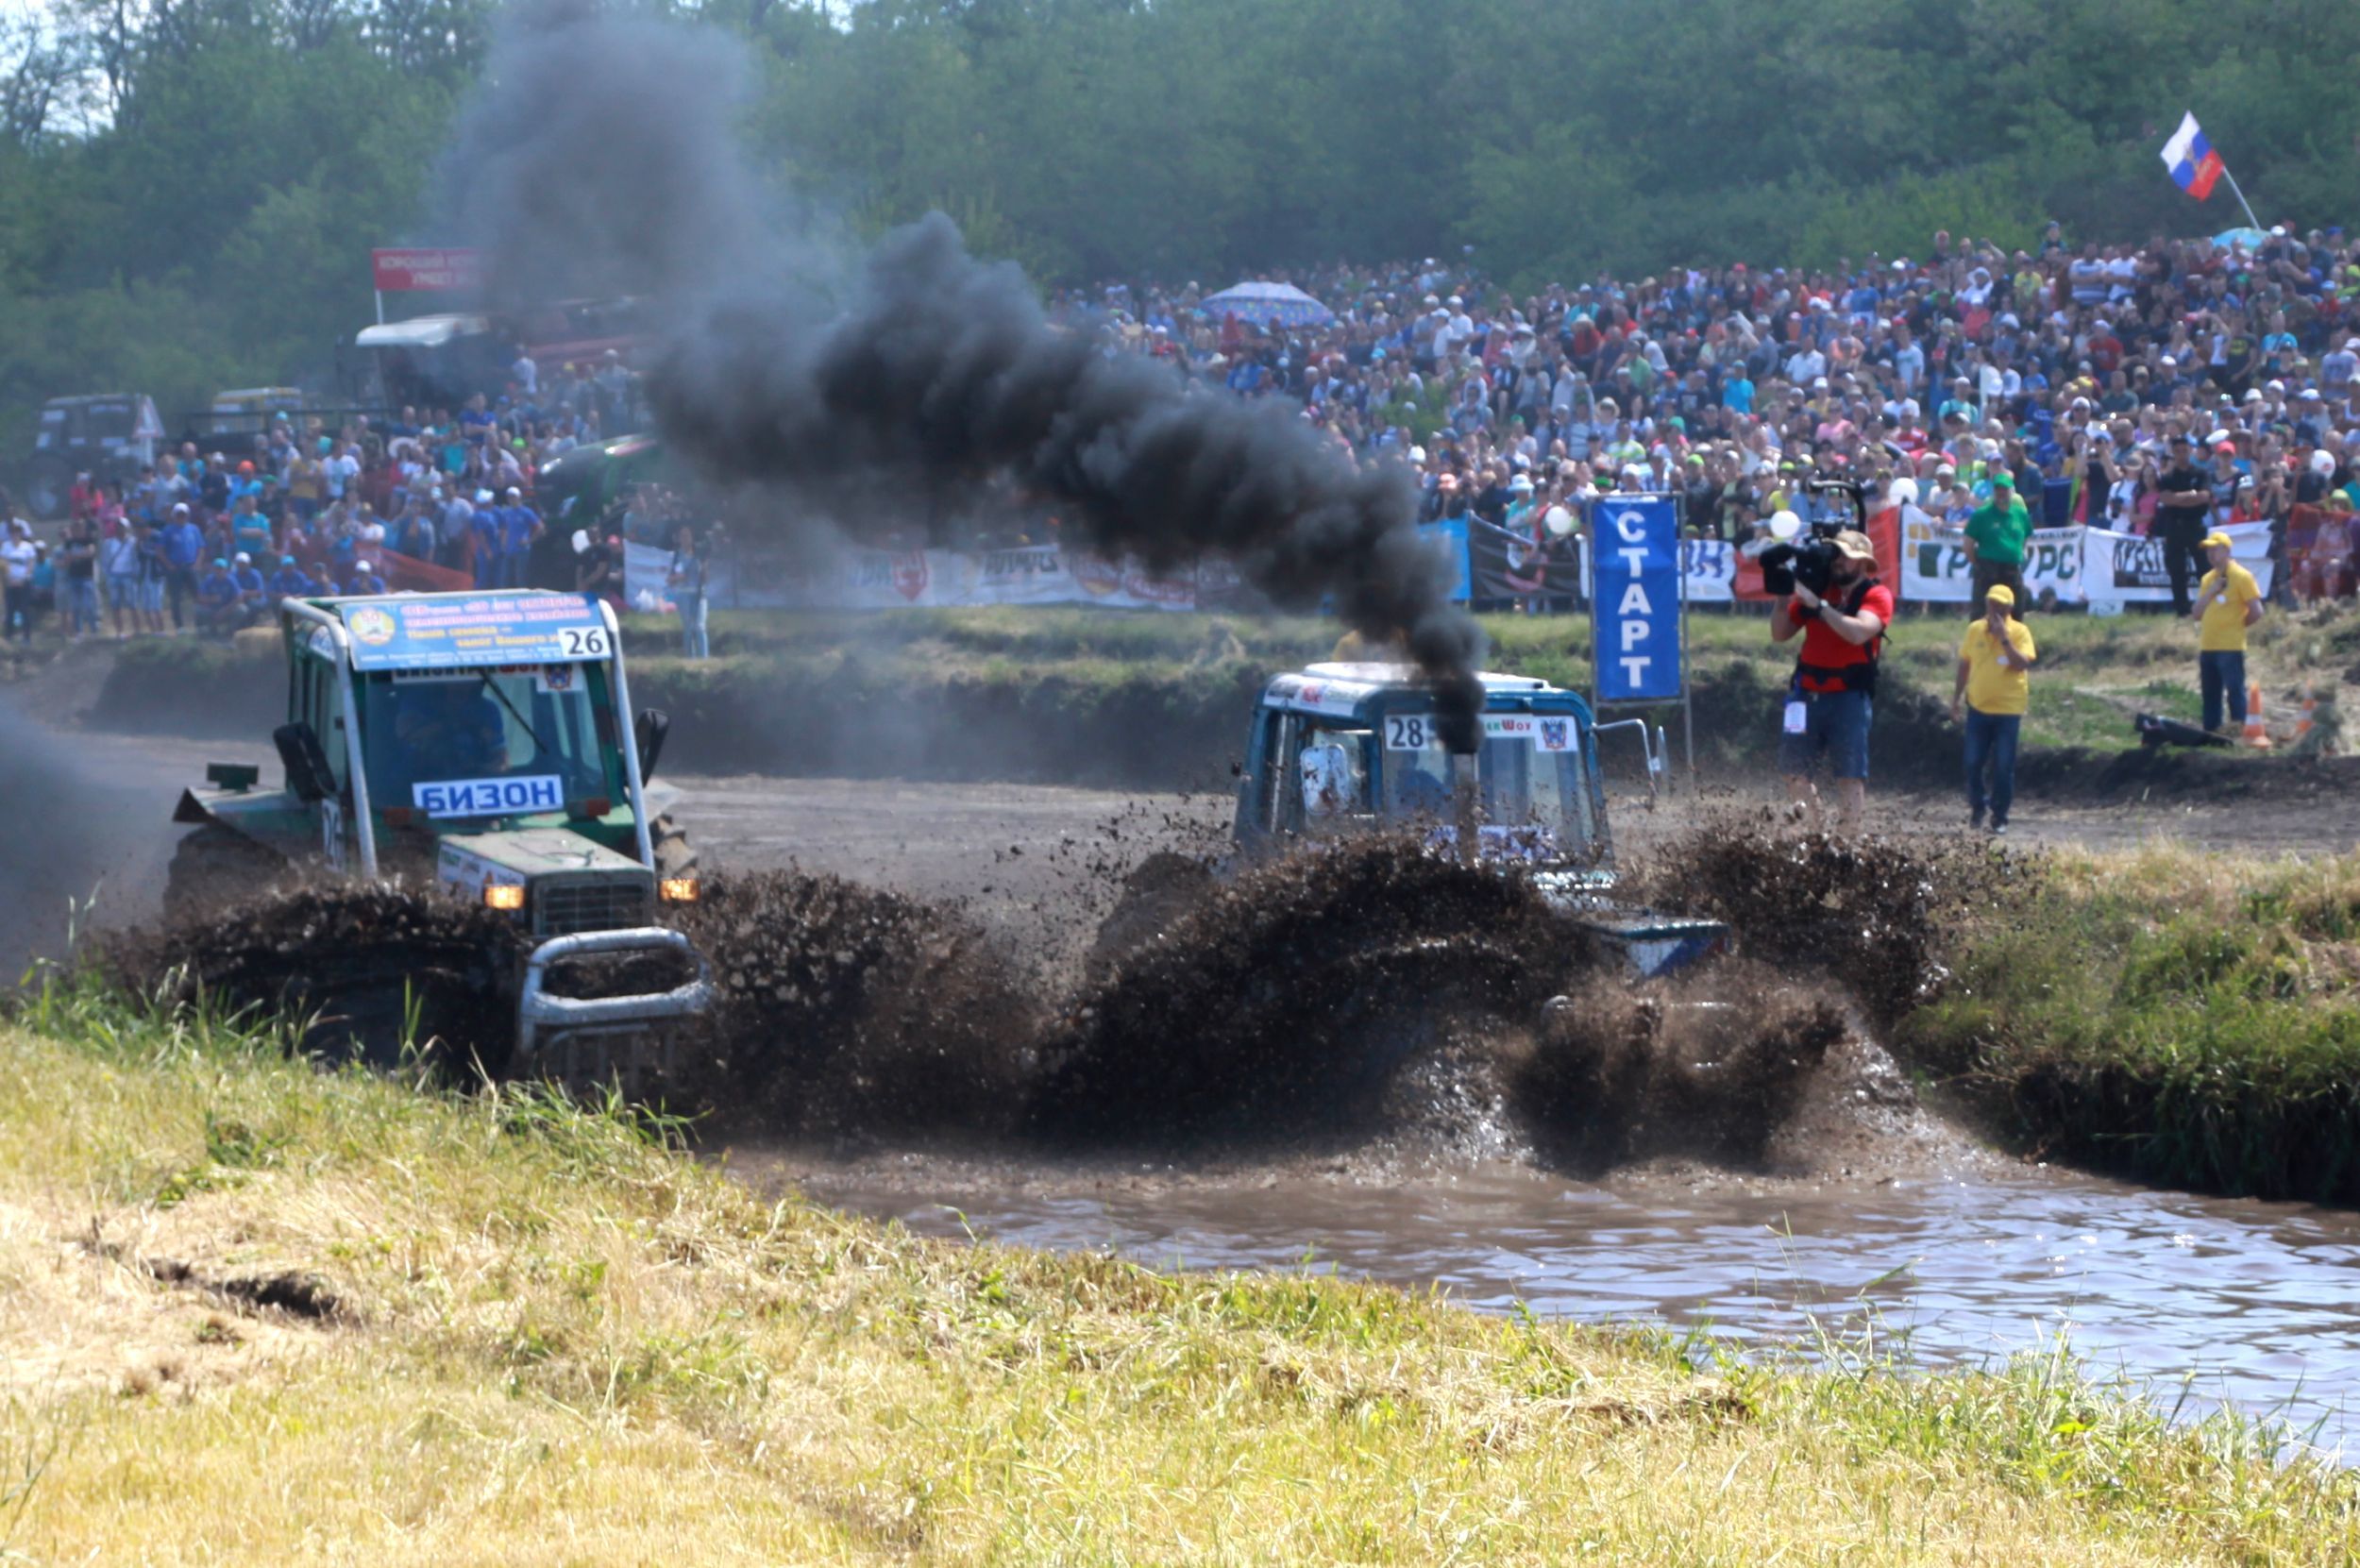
[2161,111,2225,200]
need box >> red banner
[370,248,482,293]
[1730,509,1901,602]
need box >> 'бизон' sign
[1592,495,1682,701]
[371,248,483,293]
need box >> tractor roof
[1261,663,1576,723]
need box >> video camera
[1759,479,1869,598]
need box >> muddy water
[798,1163,2360,1450]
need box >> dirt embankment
[79,628,2358,809]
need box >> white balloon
[1542,505,1575,538]
[1769,510,1803,541]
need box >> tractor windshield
[1380,719,1597,863]
[360,668,615,819]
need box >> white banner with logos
[1899,517,2087,604]
[1571,536,1740,604]
[1895,518,2274,606]
[625,541,1239,613]
[2081,522,2275,604]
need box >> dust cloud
[0,700,116,978]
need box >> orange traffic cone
[2243,683,2271,749]
[2299,693,2317,739]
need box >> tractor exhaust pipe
[1449,750,1480,866]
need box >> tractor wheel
[651,813,698,879]
[162,824,287,925]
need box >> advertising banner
[1900,517,2087,605]
[339,591,610,670]
[626,541,1238,614]
[1680,536,1738,604]
[2082,520,2275,602]
[1467,514,1577,603]
[1591,496,1682,700]
[1418,517,1473,603]
[369,248,483,293]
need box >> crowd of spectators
[1,351,650,641]
[18,228,2360,645]
[1061,225,2360,605]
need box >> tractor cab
[172,589,709,1079]
[1235,662,1726,977]
[1238,663,1610,869]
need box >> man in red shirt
[1769,530,1891,835]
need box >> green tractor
[168,588,711,1086]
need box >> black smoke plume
[440,3,1485,746]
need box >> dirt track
[38,722,2360,942]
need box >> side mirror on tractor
[274,722,336,803]
[633,708,671,783]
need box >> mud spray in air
[435,0,1485,747]
[119,829,1982,1180]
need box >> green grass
[1901,844,2360,1202]
[0,977,2352,1562]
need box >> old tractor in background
[168,588,711,1087]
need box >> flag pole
[2220,165,2263,231]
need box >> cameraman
[1770,530,1889,835]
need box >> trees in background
[6,0,2359,439]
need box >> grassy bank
[1903,844,2360,1203]
[87,599,2360,789]
[0,987,2348,1562]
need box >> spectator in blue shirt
[497,487,542,587]
[195,557,240,635]
[345,559,386,596]
[160,502,206,630]
[229,552,267,609]
[269,555,315,599]
[470,490,501,587]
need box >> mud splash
[1630,822,2011,1028]
[106,831,1991,1177]
[667,869,1041,1145]
[1030,839,1597,1151]
[107,882,522,1071]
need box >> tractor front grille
[535,876,654,936]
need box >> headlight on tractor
[483,884,527,912]
[659,877,700,904]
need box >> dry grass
[0,991,2352,1563]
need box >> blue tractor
[1233,661,1726,977]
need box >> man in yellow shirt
[1951,582,2036,834]
[2194,530,2265,735]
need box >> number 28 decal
[1384,715,1434,750]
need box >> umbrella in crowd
[2211,226,2270,252]
[1198,281,1336,329]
